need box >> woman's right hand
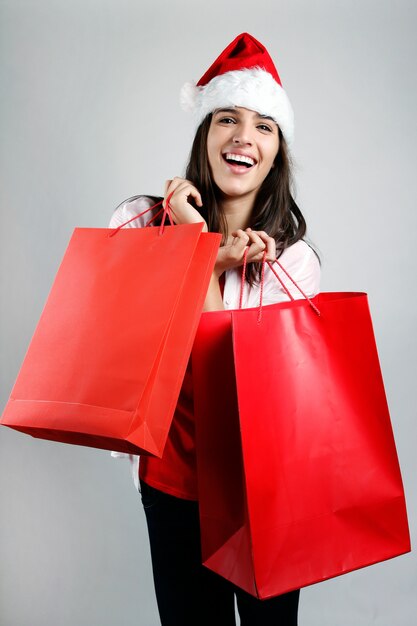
[163,178,208,231]
[214,228,276,278]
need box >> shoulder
[264,240,321,301]
[279,240,320,273]
[108,195,163,228]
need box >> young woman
[110,33,320,626]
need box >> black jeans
[140,480,299,626]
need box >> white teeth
[224,153,255,166]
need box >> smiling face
[207,107,280,207]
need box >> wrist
[213,266,224,280]
[186,216,208,232]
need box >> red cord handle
[238,250,267,323]
[109,194,174,238]
[238,252,321,320]
[158,192,175,235]
[238,247,249,310]
[268,259,321,316]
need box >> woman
[110,33,320,626]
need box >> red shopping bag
[192,264,410,599]
[2,214,221,457]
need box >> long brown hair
[185,114,308,284]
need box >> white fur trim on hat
[180,67,294,146]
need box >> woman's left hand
[213,228,276,278]
[164,178,208,231]
[241,228,277,263]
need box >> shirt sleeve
[110,452,140,490]
[261,240,321,306]
[108,195,159,229]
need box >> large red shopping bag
[2,220,220,456]
[192,284,411,599]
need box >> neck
[219,194,255,233]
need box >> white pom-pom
[180,81,199,112]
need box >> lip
[223,161,254,175]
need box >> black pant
[140,480,300,626]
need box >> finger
[247,251,267,263]
[163,179,174,208]
[247,229,276,261]
[174,181,203,208]
[164,179,173,196]
[245,230,267,258]
[245,229,266,248]
[224,234,236,246]
[228,231,250,262]
[255,232,276,261]
[166,181,203,210]
[264,236,276,261]
[164,177,189,203]
[231,229,250,240]
[231,229,250,247]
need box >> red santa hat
[180,33,295,146]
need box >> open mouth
[223,153,256,168]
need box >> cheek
[207,138,226,182]
[207,128,222,157]
[206,135,217,170]
[265,142,279,170]
[206,143,214,170]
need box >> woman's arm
[203,274,224,311]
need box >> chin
[218,181,256,199]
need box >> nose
[232,122,253,146]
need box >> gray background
[1,0,416,624]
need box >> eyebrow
[214,108,238,115]
[214,108,275,122]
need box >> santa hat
[180,32,294,146]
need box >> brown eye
[258,124,273,132]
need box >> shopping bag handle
[109,193,175,237]
[238,251,320,322]
[238,248,267,323]
[267,260,320,316]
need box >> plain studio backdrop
[0,1,416,625]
